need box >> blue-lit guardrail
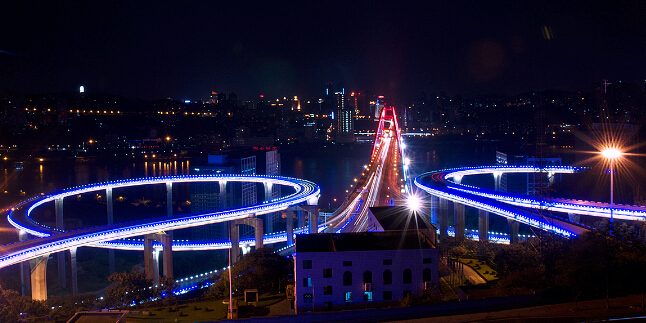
[414,166,600,237]
[1,174,320,269]
[440,166,646,220]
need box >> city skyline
[2,1,645,104]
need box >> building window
[403,269,412,284]
[324,302,333,310]
[423,268,432,282]
[383,291,393,301]
[383,259,393,265]
[343,271,352,286]
[343,261,352,266]
[403,290,412,298]
[363,291,373,301]
[323,268,332,278]
[304,293,313,303]
[423,257,433,264]
[345,292,352,302]
[383,269,392,285]
[363,270,372,284]
[303,260,312,269]
[303,277,312,287]
[324,286,333,295]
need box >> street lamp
[407,194,421,213]
[601,147,622,233]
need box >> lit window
[344,292,352,302]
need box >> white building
[293,231,438,312]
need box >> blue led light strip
[413,166,615,237]
[1,174,320,269]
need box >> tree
[104,268,153,309]
[0,285,47,323]
[155,275,177,306]
[493,242,545,294]
[204,248,291,299]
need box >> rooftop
[295,231,435,253]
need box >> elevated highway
[2,174,320,300]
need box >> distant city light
[184,100,191,104]
[79,86,84,93]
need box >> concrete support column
[55,197,66,289]
[144,237,155,281]
[507,219,519,244]
[106,187,115,274]
[166,182,173,217]
[568,213,580,223]
[219,181,227,209]
[438,198,449,240]
[297,210,304,228]
[30,255,50,301]
[302,205,319,234]
[152,250,160,286]
[145,232,173,284]
[493,172,502,191]
[430,195,439,225]
[166,182,173,240]
[254,218,264,250]
[160,234,173,278]
[285,209,294,245]
[69,247,78,295]
[263,182,273,202]
[263,183,275,235]
[454,203,465,240]
[230,222,240,264]
[19,230,31,296]
[478,209,489,242]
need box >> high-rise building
[335,89,355,143]
[375,96,386,120]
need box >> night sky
[1,1,645,103]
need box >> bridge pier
[264,182,274,234]
[19,230,31,296]
[493,172,502,191]
[507,219,519,244]
[144,232,173,285]
[107,187,115,274]
[230,217,264,264]
[219,181,227,209]
[438,198,449,240]
[166,182,173,239]
[30,254,50,301]
[285,208,294,245]
[430,195,439,225]
[478,210,489,242]
[55,197,66,289]
[454,203,465,240]
[299,202,320,234]
[297,210,304,228]
[69,247,78,295]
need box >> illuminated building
[294,231,438,312]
